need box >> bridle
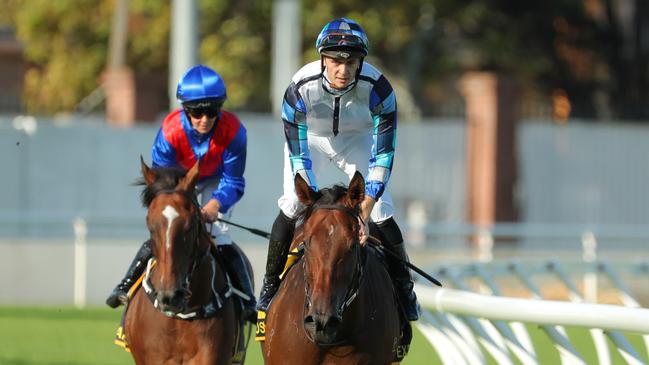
[302,204,367,321]
[141,189,229,319]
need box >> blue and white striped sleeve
[367,74,397,200]
[282,82,318,190]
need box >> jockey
[257,18,420,321]
[106,64,256,322]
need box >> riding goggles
[184,106,220,119]
[318,33,368,56]
[183,99,224,119]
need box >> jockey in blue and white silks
[257,18,420,323]
[278,59,397,223]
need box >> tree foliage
[4,0,649,120]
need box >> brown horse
[124,159,250,365]
[261,172,403,365]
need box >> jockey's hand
[360,195,376,223]
[358,216,370,245]
[201,198,221,223]
[358,196,375,245]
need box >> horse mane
[137,166,188,207]
[296,184,350,222]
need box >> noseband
[303,204,366,319]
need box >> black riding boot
[376,218,420,321]
[105,239,153,308]
[256,211,295,312]
[219,243,257,323]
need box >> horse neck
[187,238,223,307]
[350,250,392,311]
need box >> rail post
[73,218,87,308]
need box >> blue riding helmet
[316,18,369,58]
[176,65,227,104]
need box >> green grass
[1,306,646,364]
[0,306,437,365]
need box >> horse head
[295,171,365,345]
[140,158,209,314]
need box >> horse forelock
[297,184,351,222]
[139,166,210,254]
[139,166,187,207]
[300,184,360,276]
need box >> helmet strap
[356,57,364,80]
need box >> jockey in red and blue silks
[106,65,256,322]
[151,106,246,217]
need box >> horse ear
[141,156,156,186]
[179,160,200,192]
[347,171,365,208]
[294,173,317,205]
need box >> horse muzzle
[156,288,190,314]
[304,312,342,345]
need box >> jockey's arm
[283,82,317,190]
[365,73,397,214]
[151,128,178,167]
[212,124,247,213]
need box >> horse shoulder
[268,263,306,324]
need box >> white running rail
[415,260,649,365]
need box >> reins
[216,217,442,287]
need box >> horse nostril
[304,314,315,326]
[305,313,324,332]
[157,293,171,306]
[157,289,188,309]
[304,313,341,333]
[325,316,341,330]
[171,289,188,304]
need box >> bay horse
[123,159,251,365]
[261,172,404,365]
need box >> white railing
[415,260,649,365]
